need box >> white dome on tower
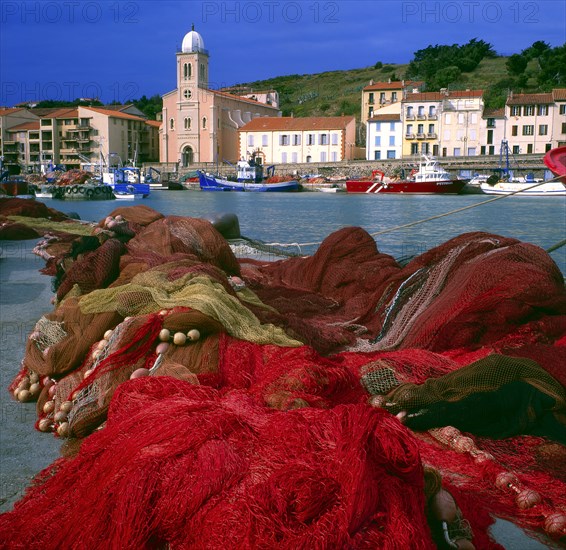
[181,25,206,53]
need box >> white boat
[114,185,144,200]
[480,179,566,196]
[317,184,345,193]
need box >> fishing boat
[103,166,150,198]
[57,180,115,201]
[346,155,467,194]
[461,174,490,194]
[199,154,300,192]
[317,184,346,193]
[480,145,566,197]
[114,185,144,200]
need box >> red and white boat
[346,155,467,194]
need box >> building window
[331,133,338,145]
[468,147,476,156]
[524,105,535,116]
[537,104,549,116]
[560,105,566,115]
[182,146,193,167]
[386,150,396,159]
[389,135,395,146]
[281,152,287,163]
[202,117,207,129]
[522,125,534,136]
[428,124,435,134]
[511,125,518,136]
[183,63,192,79]
[292,152,298,162]
[368,93,374,105]
[200,63,205,81]
[562,122,566,134]
[184,117,191,130]
[458,113,465,124]
[306,155,312,163]
[380,92,386,104]
[375,136,381,146]
[406,107,413,118]
[539,124,548,135]
[406,124,413,136]
[248,135,254,147]
[421,142,429,154]
[293,134,301,145]
[331,151,338,161]
[319,134,328,145]
[513,145,520,154]
[487,118,495,128]
[390,122,395,131]
[280,134,289,146]
[320,151,327,162]
[454,147,461,156]
[170,118,175,130]
[391,92,397,102]
[428,106,436,116]
[411,143,419,154]
[307,134,315,145]
[374,150,381,160]
[511,106,521,116]
[527,144,533,154]
[262,134,268,146]
[183,89,192,99]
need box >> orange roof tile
[507,93,553,105]
[82,106,146,121]
[368,114,401,122]
[363,81,423,91]
[6,121,40,131]
[145,120,162,127]
[0,107,24,116]
[483,108,505,118]
[239,116,355,132]
[38,107,79,119]
[552,88,566,101]
[402,90,483,102]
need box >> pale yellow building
[160,27,280,167]
[361,80,423,125]
[505,89,566,154]
[402,90,484,158]
[0,107,39,172]
[238,116,356,164]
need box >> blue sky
[1,0,565,106]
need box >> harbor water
[0,191,565,548]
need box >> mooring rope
[263,175,565,250]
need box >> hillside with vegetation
[233,39,565,118]
[28,40,564,122]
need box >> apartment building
[366,114,402,160]
[361,80,423,125]
[238,116,356,164]
[480,108,506,156]
[0,108,40,173]
[401,90,484,158]
[505,90,566,154]
[1,106,159,173]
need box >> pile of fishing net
[56,169,92,186]
[0,198,89,240]
[2,203,566,548]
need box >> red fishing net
[2,203,565,548]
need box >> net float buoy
[48,384,57,397]
[159,329,170,342]
[543,512,566,535]
[43,400,56,414]
[92,349,102,360]
[38,419,53,432]
[173,332,186,345]
[17,390,31,403]
[187,329,200,341]
[495,472,519,491]
[156,342,169,355]
[130,368,150,379]
[60,401,73,413]
[29,383,41,395]
[104,329,113,340]
[115,214,124,222]
[57,422,70,438]
[29,372,39,384]
[516,489,541,509]
[54,411,67,424]
[18,379,30,391]
[104,216,114,226]
[96,339,108,350]
[13,389,20,399]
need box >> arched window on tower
[184,117,191,130]
[202,117,207,129]
[170,118,175,130]
[200,63,205,82]
[183,63,192,80]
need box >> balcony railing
[416,133,426,139]
[428,114,438,120]
[427,133,437,139]
[416,114,426,120]
[405,133,416,139]
[405,114,415,120]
